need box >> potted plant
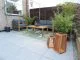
[23,16,36,25]
[52,2,76,53]
[53,14,74,34]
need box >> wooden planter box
[54,33,67,54]
[47,36,55,48]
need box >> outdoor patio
[0,30,75,60]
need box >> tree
[7,5,17,13]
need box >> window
[5,0,23,16]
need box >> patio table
[35,26,48,36]
[26,25,48,36]
[26,25,37,31]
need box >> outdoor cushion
[12,19,26,30]
[20,24,26,28]
[46,20,52,25]
[20,20,25,24]
[34,19,52,29]
[39,20,47,25]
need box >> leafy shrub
[52,2,76,33]
[53,14,74,33]
[24,16,36,25]
[62,2,76,16]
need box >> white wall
[0,0,28,30]
[0,0,7,30]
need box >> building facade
[0,0,28,30]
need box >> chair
[12,19,26,31]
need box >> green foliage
[53,14,74,33]
[62,2,76,16]
[53,2,76,33]
[7,5,17,13]
[24,16,36,25]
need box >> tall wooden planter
[54,33,67,54]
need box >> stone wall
[75,4,80,34]
[74,4,80,60]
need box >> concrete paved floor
[0,31,74,60]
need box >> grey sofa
[35,20,52,29]
[12,19,26,30]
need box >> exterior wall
[0,0,28,30]
[6,16,23,29]
[0,0,6,30]
[23,0,29,16]
[76,37,80,60]
[74,4,80,60]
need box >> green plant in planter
[52,2,76,34]
[53,14,74,33]
[24,16,36,25]
[62,2,76,16]
[51,2,76,53]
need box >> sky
[7,0,22,10]
[29,0,80,9]
[15,0,22,10]
[7,0,80,10]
